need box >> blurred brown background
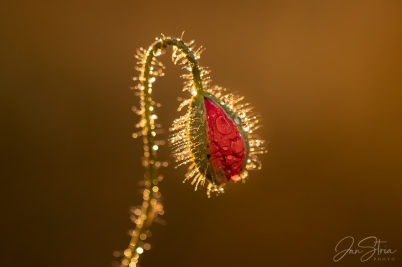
[1,1,402,266]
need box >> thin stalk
[120,35,204,267]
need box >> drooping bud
[170,87,266,196]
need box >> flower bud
[170,88,265,196]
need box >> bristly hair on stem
[117,33,266,267]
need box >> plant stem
[120,35,203,267]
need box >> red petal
[204,98,246,183]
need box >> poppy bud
[170,87,266,197]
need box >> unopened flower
[170,85,266,197]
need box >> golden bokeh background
[1,1,401,266]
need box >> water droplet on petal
[216,116,231,134]
[231,174,241,182]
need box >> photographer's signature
[333,236,397,262]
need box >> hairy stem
[120,35,203,267]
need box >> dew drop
[148,77,156,83]
[231,174,241,182]
[216,116,231,134]
[153,49,162,57]
[234,117,241,125]
[190,87,197,96]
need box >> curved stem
[158,37,204,92]
[120,35,204,267]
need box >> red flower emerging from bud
[170,87,266,196]
[204,98,245,183]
